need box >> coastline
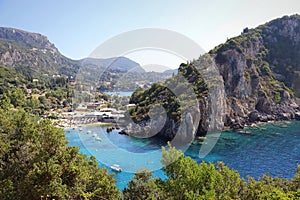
[85,122,115,127]
[55,121,116,129]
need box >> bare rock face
[295,112,300,120]
[185,113,196,140]
[211,16,300,129]
[172,112,196,145]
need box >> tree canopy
[0,108,121,199]
[123,143,300,200]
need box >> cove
[65,120,300,190]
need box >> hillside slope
[0,27,81,78]
[0,27,173,91]
[127,14,300,140]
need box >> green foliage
[0,66,27,94]
[97,69,173,92]
[128,62,208,135]
[160,144,244,199]
[123,169,164,200]
[129,83,181,124]
[0,109,121,199]
[0,66,75,113]
[124,144,300,200]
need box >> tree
[0,108,121,199]
[7,88,25,107]
[159,143,300,200]
[0,93,12,110]
[123,169,164,200]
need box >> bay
[65,120,300,190]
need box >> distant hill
[163,68,178,75]
[0,27,174,92]
[80,57,145,73]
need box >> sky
[0,0,300,70]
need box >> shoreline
[84,122,115,127]
[61,118,297,135]
[57,121,116,129]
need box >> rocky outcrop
[211,15,300,129]
[261,15,300,97]
[118,15,300,141]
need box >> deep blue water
[65,121,300,190]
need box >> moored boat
[110,164,122,172]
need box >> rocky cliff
[211,14,300,129]
[126,14,300,140]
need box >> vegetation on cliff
[127,14,300,137]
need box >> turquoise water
[104,91,133,97]
[65,121,300,190]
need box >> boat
[110,164,122,172]
[197,136,207,141]
[239,130,252,135]
[79,127,83,131]
[87,130,92,134]
[95,136,102,141]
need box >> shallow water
[65,121,300,190]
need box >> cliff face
[261,15,300,96]
[128,15,300,140]
[211,15,300,129]
[0,27,80,78]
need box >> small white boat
[79,128,83,131]
[87,130,92,134]
[95,136,102,141]
[110,164,122,172]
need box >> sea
[65,120,300,191]
[104,91,133,97]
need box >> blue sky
[0,0,300,63]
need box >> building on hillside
[126,104,136,109]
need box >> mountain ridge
[0,27,80,78]
[80,56,145,73]
[0,27,171,79]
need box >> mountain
[163,68,178,75]
[0,27,174,88]
[207,14,300,130]
[127,14,300,140]
[80,57,145,73]
[0,27,81,78]
[211,14,300,97]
